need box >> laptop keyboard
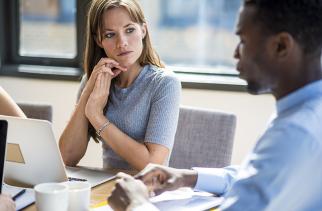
[68,177,87,182]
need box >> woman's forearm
[91,116,167,170]
[59,96,90,166]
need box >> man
[108,0,322,210]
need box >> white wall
[0,76,275,167]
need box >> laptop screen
[0,120,8,193]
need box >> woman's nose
[116,35,128,49]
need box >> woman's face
[97,7,146,68]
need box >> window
[20,0,76,58]
[140,0,241,75]
[0,0,87,80]
[0,0,245,90]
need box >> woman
[59,0,181,171]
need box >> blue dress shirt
[194,79,322,210]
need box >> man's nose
[234,43,240,59]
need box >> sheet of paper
[151,188,223,211]
[91,205,113,211]
[2,183,35,210]
[91,188,223,211]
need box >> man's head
[235,0,322,98]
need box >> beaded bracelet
[96,120,111,140]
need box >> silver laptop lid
[0,115,68,188]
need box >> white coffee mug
[64,181,91,211]
[34,183,69,211]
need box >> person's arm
[193,166,239,195]
[0,194,15,211]
[108,173,159,211]
[220,121,316,210]
[87,72,181,170]
[59,58,123,166]
[135,164,198,196]
[0,87,26,118]
[108,164,238,211]
[58,79,91,166]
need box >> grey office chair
[18,103,53,122]
[169,106,236,169]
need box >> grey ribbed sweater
[78,64,181,170]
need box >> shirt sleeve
[220,121,318,211]
[132,202,159,211]
[193,166,239,195]
[144,72,181,150]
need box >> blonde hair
[83,0,164,78]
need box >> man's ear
[271,32,295,58]
[141,23,147,39]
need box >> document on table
[91,188,223,211]
[2,183,35,210]
[151,188,223,211]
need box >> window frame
[0,0,89,80]
[0,0,246,91]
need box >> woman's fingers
[98,58,127,72]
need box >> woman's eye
[126,28,135,33]
[104,33,114,39]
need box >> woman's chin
[119,61,135,69]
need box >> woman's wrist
[96,120,111,139]
[88,114,107,130]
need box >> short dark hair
[244,0,322,54]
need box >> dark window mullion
[76,0,91,70]
[10,0,21,65]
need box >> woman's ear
[95,35,104,48]
[141,23,147,39]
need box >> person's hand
[84,58,126,125]
[81,58,126,99]
[108,173,150,211]
[85,71,111,124]
[134,164,198,196]
[0,194,15,211]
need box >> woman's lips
[117,51,132,56]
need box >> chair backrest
[169,106,236,169]
[18,103,53,122]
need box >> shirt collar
[276,79,322,114]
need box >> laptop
[0,115,115,188]
[0,120,8,193]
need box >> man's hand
[135,164,198,196]
[0,194,15,211]
[108,173,150,211]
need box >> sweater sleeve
[144,72,181,150]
